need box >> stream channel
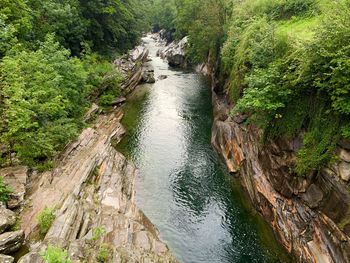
[117,36,292,263]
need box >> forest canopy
[0,0,152,168]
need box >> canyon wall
[211,91,350,263]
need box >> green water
[117,36,292,263]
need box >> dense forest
[0,0,152,169]
[152,0,350,176]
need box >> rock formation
[18,111,176,262]
[157,37,188,68]
[211,91,350,263]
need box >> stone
[0,230,24,254]
[301,184,324,209]
[211,91,350,262]
[338,148,350,162]
[83,103,99,122]
[338,161,350,182]
[338,139,350,150]
[0,166,28,209]
[18,252,44,263]
[233,114,248,124]
[158,75,168,80]
[0,254,14,263]
[111,97,127,106]
[0,207,16,234]
[158,36,188,68]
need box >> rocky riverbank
[0,42,177,263]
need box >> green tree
[0,35,87,166]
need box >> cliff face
[211,91,350,263]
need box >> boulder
[338,148,350,162]
[338,161,350,182]
[0,166,28,209]
[158,75,168,80]
[0,254,14,263]
[0,207,16,234]
[301,184,324,208]
[0,230,24,254]
[158,37,188,68]
[18,252,44,263]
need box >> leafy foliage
[37,207,56,235]
[41,245,72,263]
[222,0,350,175]
[97,243,111,262]
[0,176,12,203]
[152,0,350,176]
[92,226,106,241]
[0,35,86,166]
[0,0,144,168]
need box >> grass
[277,16,320,41]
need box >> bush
[92,226,106,241]
[221,0,350,175]
[41,245,72,263]
[37,207,56,235]
[0,177,12,203]
[97,244,111,262]
[0,35,87,167]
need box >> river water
[117,36,291,263]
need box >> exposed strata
[211,90,350,263]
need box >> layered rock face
[19,111,176,262]
[0,167,28,261]
[211,93,350,263]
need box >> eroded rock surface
[0,230,24,254]
[212,92,350,263]
[158,36,188,68]
[115,45,155,92]
[0,207,16,234]
[18,109,176,262]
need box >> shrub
[97,243,111,262]
[41,245,72,263]
[37,207,56,235]
[92,226,106,241]
[0,176,12,203]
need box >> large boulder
[0,207,16,234]
[158,37,188,68]
[0,230,24,254]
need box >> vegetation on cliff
[152,0,350,176]
[0,0,152,168]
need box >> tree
[0,35,87,165]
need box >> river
[117,36,291,263]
